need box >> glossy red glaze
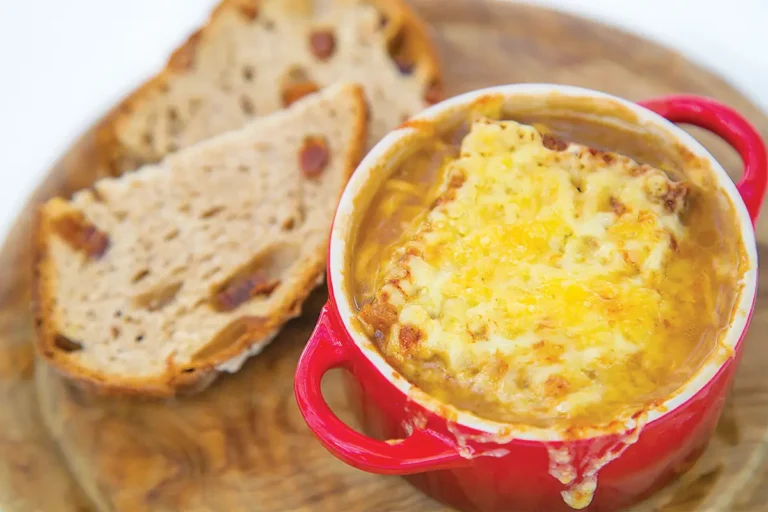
[295,309,467,474]
[295,92,767,512]
[639,95,768,224]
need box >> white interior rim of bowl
[329,83,759,441]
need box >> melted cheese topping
[360,118,695,425]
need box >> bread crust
[33,84,369,397]
[32,0,442,397]
[104,0,444,175]
[32,0,443,397]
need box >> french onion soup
[350,106,746,428]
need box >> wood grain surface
[0,0,766,510]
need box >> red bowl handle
[638,95,768,224]
[295,303,468,475]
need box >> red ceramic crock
[295,84,767,512]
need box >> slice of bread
[107,0,443,174]
[33,82,367,396]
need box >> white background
[1,0,766,242]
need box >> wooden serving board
[0,1,766,510]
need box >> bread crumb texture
[36,83,366,391]
[113,0,442,172]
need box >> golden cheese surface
[357,117,727,426]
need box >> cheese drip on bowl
[358,118,699,426]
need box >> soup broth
[349,105,746,427]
